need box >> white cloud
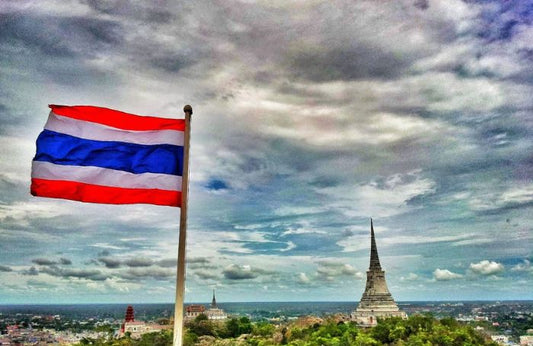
[433,268,463,281]
[469,260,504,275]
[90,243,125,250]
[380,233,475,246]
[469,185,533,212]
[297,272,311,285]
[511,260,531,273]
[282,227,326,237]
[319,170,436,218]
[400,273,419,281]
[280,241,296,252]
[500,186,533,205]
[316,261,364,281]
[259,109,448,147]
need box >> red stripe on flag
[49,105,186,131]
[31,178,181,207]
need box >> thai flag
[31,105,185,207]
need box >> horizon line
[1,299,532,306]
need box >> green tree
[354,333,380,345]
[252,321,276,337]
[225,318,240,338]
[183,331,198,346]
[371,321,392,344]
[194,313,208,322]
[239,316,253,335]
[187,319,217,337]
[136,330,172,346]
[339,323,359,346]
[287,327,307,342]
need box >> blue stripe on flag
[33,130,183,176]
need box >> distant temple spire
[211,289,217,308]
[369,218,382,271]
[186,290,227,321]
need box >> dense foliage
[76,329,172,346]
[74,314,499,345]
[279,315,497,346]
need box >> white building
[185,290,228,321]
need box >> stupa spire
[211,289,217,308]
[351,219,407,326]
[369,218,382,270]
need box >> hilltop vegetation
[75,314,498,345]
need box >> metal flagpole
[173,105,193,346]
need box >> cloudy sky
[0,0,531,304]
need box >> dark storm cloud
[0,10,124,87]
[414,0,429,10]
[21,266,39,276]
[84,2,212,74]
[309,176,341,189]
[188,257,211,264]
[222,264,274,281]
[119,268,174,281]
[474,116,533,153]
[223,265,258,280]
[40,265,108,281]
[157,258,177,268]
[123,258,153,268]
[98,257,121,269]
[149,53,198,73]
[59,258,72,265]
[187,257,218,270]
[206,178,229,191]
[0,13,122,58]
[285,44,410,82]
[32,258,58,266]
[0,265,13,272]
[84,0,176,23]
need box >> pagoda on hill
[125,305,135,322]
[351,219,407,326]
[119,305,170,338]
[185,290,228,320]
[206,289,227,320]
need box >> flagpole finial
[184,105,193,115]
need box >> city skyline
[0,0,531,304]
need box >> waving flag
[31,105,185,207]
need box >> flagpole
[173,105,192,346]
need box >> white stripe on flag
[32,161,182,191]
[45,111,184,146]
